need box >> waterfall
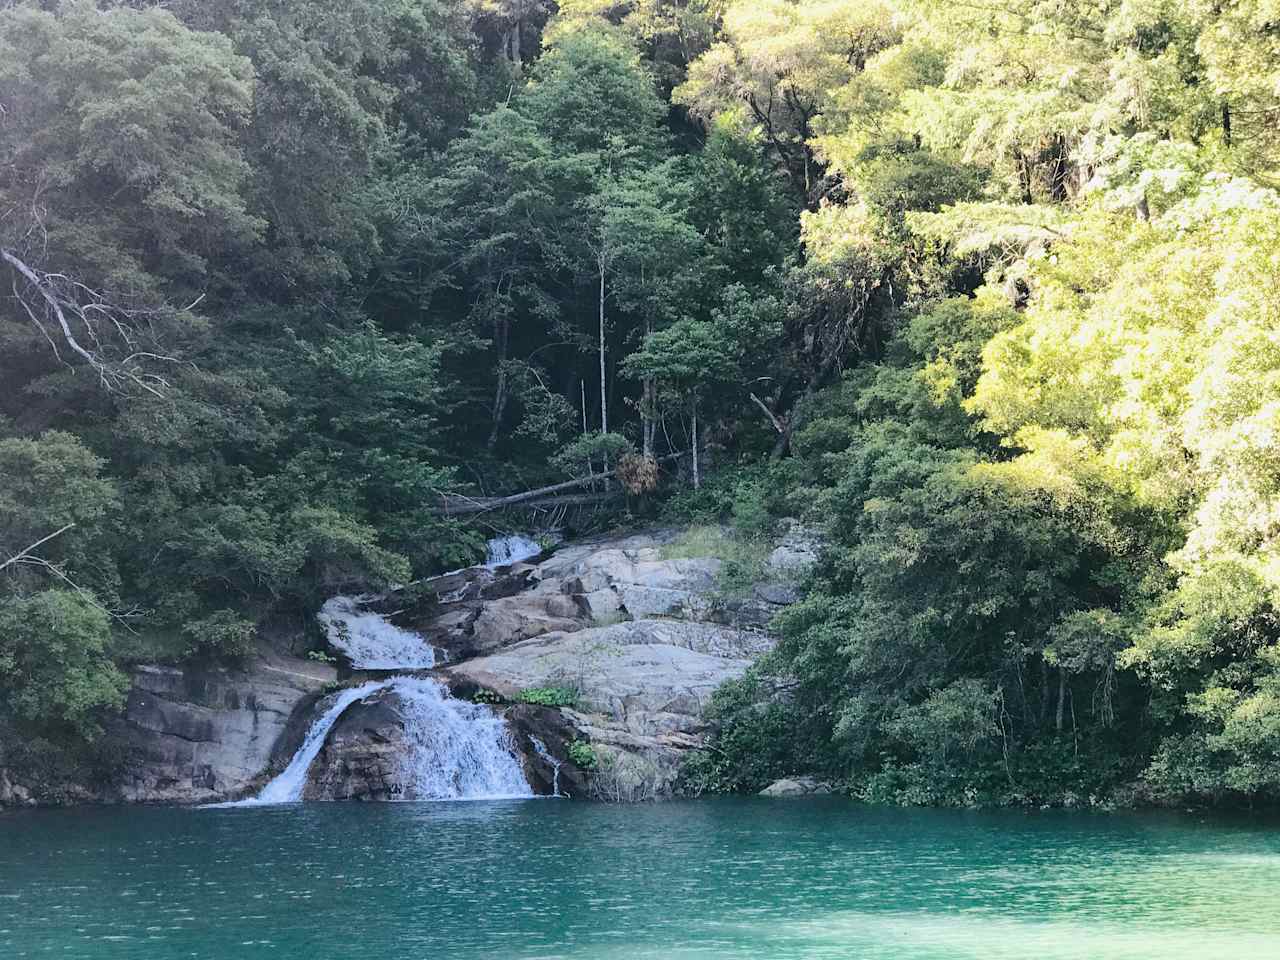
[392,677,533,801]
[529,736,563,798]
[484,534,542,569]
[225,540,548,806]
[227,680,394,806]
[316,595,436,669]
[231,676,531,805]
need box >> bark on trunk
[598,252,608,437]
[433,451,685,515]
[691,404,701,489]
[642,317,655,457]
[1055,668,1067,733]
[486,317,510,450]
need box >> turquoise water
[3,798,1280,959]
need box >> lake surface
[3,798,1279,959]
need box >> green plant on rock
[567,739,597,769]
[515,686,579,708]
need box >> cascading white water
[484,534,543,569]
[229,536,550,806]
[529,736,563,798]
[233,676,531,805]
[316,595,436,669]
[392,677,533,801]
[228,679,394,806]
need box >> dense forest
[2,0,1279,808]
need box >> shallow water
[3,798,1279,959]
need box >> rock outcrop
[1,524,815,806]
[303,690,404,801]
[301,527,805,801]
[431,529,793,799]
[759,776,832,797]
[0,651,336,806]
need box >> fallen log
[433,452,684,516]
[434,475,618,515]
[438,491,623,515]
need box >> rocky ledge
[322,525,816,801]
[0,650,336,806]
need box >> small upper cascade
[232,679,394,805]
[317,595,436,670]
[393,676,533,801]
[484,534,542,569]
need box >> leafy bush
[181,610,257,660]
[0,591,128,739]
[567,739,598,769]
[515,686,579,708]
[660,525,770,598]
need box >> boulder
[760,776,832,797]
[764,520,822,577]
[304,693,405,801]
[445,617,773,789]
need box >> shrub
[567,739,598,769]
[181,610,257,660]
[515,686,579,708]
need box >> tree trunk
[486,316,510,450]
[1040,658,1050,726]
[691,403,700,489]
[1055,668,1066,733]
[433,451,685,515]
[642,317,655,457]
[509,17,522,68]
[598,251,608,436]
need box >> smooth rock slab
[760,776,833,797]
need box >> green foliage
[0,591,128,739]
[181,611,257,661]
[661,525,770,598]
[4,0,1280,814]
[566,740,598,769]
[553,433,635,478]
[514,686,580,708]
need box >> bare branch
[749,391,787,435]
[0,523,76,573]
[1,246,173,397]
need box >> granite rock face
[428,529,790,799]
[315,528,801,801]
[0,652,336,806]
[304,692,405,801]
[114,654,337,803]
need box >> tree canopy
[3,0,1280,809]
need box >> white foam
[316,596,435,670]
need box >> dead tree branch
[0,523,75,573]
[1,247,177,396]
